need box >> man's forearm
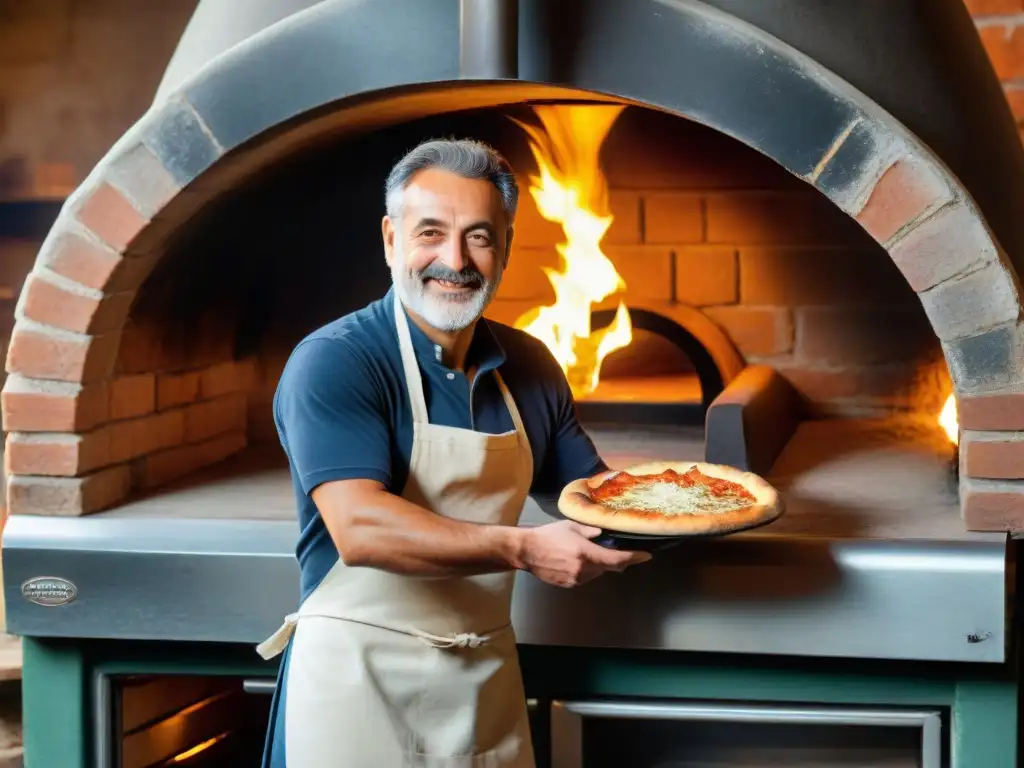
[315,481,527,577]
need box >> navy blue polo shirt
[273,287,607,602]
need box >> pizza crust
[557,461,783,536]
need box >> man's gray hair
[385,138,519,223]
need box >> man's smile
[427,277,480,292]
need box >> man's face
[382,168,512,333]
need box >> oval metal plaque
[21,576,77,607]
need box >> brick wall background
[486,109,949,417]
[968,0,1024,138]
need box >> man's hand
[516,520,652,588]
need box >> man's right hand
[515,520,652,588]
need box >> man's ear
[382,215,396,266]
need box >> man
[259,138,651,767]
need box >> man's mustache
[418,263,485,286]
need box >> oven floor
[98,418,987,543]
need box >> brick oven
[5,1,1024,766]
[4,0,1024,531]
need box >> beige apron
[257,294,536,767]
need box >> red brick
[706,192,858,246]
[248,400,277,443]
[483,299,538,328]
[6,326,120,383]
[5,431,110,477]
[961,430,1024,479]
[116,325,160,375]
[0,4,70,65]
[133,430,247,489]
[605,246,672,301]
[674,247,737,306]
[156,371,200,410]
[889,202,998,292]
[7,464,131,517]
[32,162,76,198]
[795,307,936,366]
[109,374,156,420]
[189,333,236,371]
[600,115,805,191]
[978,22,1024,80]
[942,318,1024,395]
[1004,87,1024,121]
[774,365,919,409]
[0,238,42,295]
[199,360,257,399]
[38,229,124,292]
[958,390,1024,430]
[855,159,951,244]
[704,306,793,357]
[738,246,915,306]
[1,375,109,432]
[960,476,1024,531]
[104,143,181,219]
[643,193,703,244]
[919,261,1019,341]
[107,410,186,464]
[21,272,133,335]
[74,182,149,253]
[606,191,642,245]
[966,0,1022,14]
[185,393,247,443]
[512,186,565,248]
[499,248,558,302]
[512,185,640,249]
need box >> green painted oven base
[21,638,1020,767]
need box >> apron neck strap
[393,293,430,424]
[492,370,528,442]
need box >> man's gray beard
[391,258,502,333]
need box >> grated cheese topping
[601,481,754,516]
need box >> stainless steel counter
[3,420,1011,664]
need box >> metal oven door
[550,699,944,768]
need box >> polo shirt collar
[386,287,507,374]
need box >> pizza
[557,461,783,536]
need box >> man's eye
[469,233,491,245]
[420,229,443,239]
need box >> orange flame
[511,105,631,399]
[939,393,958,446]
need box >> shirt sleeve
[274,337,392,495]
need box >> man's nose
[437,238,469,272]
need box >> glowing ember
[511,105,631,398]
[939,393,959,446]
[170,731,229,763]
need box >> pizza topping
[591,467,756,516]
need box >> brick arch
[3,0,1022,526]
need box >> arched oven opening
[582,307,725,426]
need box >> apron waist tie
[256,614,511,658]
[409,624,510,649]
[256,612,299,660]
